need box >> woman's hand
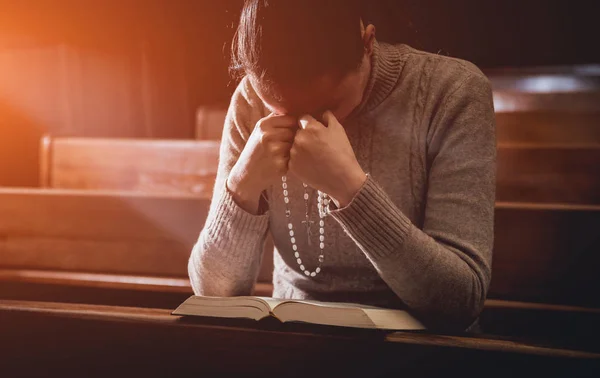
[288,111,367,208]
[227,114,298,214]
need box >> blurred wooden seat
[491,202,600,308]
[39,136,220,197]
[196,106,228,140]
[496,146,600,204]
[490,65,600,205]
[39,135,274,293]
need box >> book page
[363,309,425,330]
[172,296,271,321]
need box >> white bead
[288,223,293,229]
[319,242,325,249]
[283,190,288,196]
[282,183,287,189]
[294,252,299,258]
[315,267,321,273]
[310,272,316,277]
[292,245,297,251]
[284,197,289,204]
[320,220,324,227]
[289,230,294,237]
[282,176,287,182]
[300,265,305,271]
[291,237,295,244]
[304,270,310,276]
[320,235,325,242]
[297,258,302,265]
[319,228,324,235]
[304,193,309,200]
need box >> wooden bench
[0,300,597,378]
[0,187,274,308]
[491,66,600,205]
[39,136,221,197]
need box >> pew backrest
[39,137,221,197]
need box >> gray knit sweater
[188,41,496,330]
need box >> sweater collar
[347,40,405,120]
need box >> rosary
[281,175,330,277]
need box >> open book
[173,296,425,330]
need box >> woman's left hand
[288,110,367,208]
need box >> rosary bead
[283,177,326,278]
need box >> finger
[298,114,324,131]
[322,110,338,128]
[268,141,293,157]
[268,128,297,142]
[262,114,299,130]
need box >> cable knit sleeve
[328,72,496,330]
[188,77,270,296]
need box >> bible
[172,295,426,330]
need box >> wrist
[331,169,367,208]
[226,171,263,215]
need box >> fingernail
[299,119,309,129]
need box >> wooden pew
[39,136,220,197]
[0,187,274,307]
[496,146,600,204]
[491,66,600,204]
[0,300,597,378]
[0,188,205,308]
[38,136,275,292]
[490,202,600,308]
[196,106,228,140]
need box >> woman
[188,0,496,331]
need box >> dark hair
[230,0,366,90]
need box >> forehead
[251,74,345,116]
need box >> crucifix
[301,216,315,246]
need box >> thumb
[298,114,319,130]
[322,110,341,130]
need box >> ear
[362,22,376,57]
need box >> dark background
[0,0,598,185]
[2,0,598,103]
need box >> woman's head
[231,0,375,121]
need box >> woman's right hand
[227,114,298,214]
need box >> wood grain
[496,145,600,204]
[0,188,209,277]
[45,137,220,196]
[0,300,596,378]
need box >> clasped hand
[228,110,367,213]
